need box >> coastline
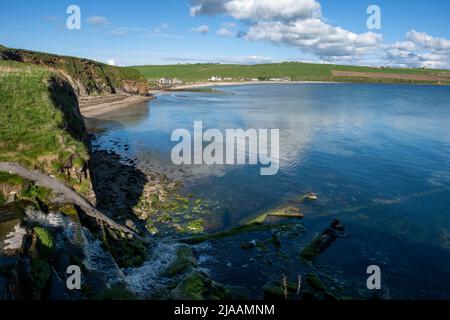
[156,80,337,93]
[150,79,449,95]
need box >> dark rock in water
[262,285,285,300]
[331,219,345,231]
[305,273,325,292]
[300,220,348,261]
[297,192,318,202]
[240,240,256,250]
[271,234,282,248]
[228,286,250,300]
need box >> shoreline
[150,80,338,94]
[150,79,449,95]
[80,94,153,117]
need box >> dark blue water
[87,83,450,299]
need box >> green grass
[134,62,450,84]
[0,60,90,189]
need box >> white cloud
[406,30,450,51]
[189,0,450,68]
[385,31,450,69]
[86,16,109,26]
[190,25,210,34]
[245,19,382,62]
[190,0,321,21]
[154,22,170,33]
[107,59,116,66]
[217,28,234,37]
[217,22,238,37]
[190,0,381,63]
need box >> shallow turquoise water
[87,83,450,299]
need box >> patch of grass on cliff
[0,60,89,182]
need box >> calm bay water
[86,83,450,299]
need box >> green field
[134,62,450,84]
[135,62,333,82]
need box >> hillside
[0,45,149,96]
[134,62,450,85]
[0,60,93,203]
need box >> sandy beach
[79,94,153,117]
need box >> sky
[1,0,450,68]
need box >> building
[172,78,183,85]
[159,78,173,85]
[208,76,222,82]
[269,77,291,82]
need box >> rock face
[0,201,130,300]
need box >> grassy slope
[134,62,450,84]
[0,60,91,195]
[0,45,147,95]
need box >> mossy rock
[262,285,286,300]
[162,246,197,277]
[266,205,304,219]
[94,286,137,300]
[30,258,52,300]
[183,221,295,244]
[172,270,207,300]
[246,205,303,225]
[168,269,231,300]
[305,273,325,292]
[300,234,323,261]
[180,219,204,234]
[104,229,148,268]
[49,203,78,216]
[150,194,160,207]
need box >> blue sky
[1,0,450,67]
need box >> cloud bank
[190,0,450,68]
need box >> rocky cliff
[0,45,149,97]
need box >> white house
[172,78,183,85]
[159,78,173,85]
[208,76,222,82]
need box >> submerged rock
[240,240,256,250]
[300,219,348,261]
[262,285,285,300]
